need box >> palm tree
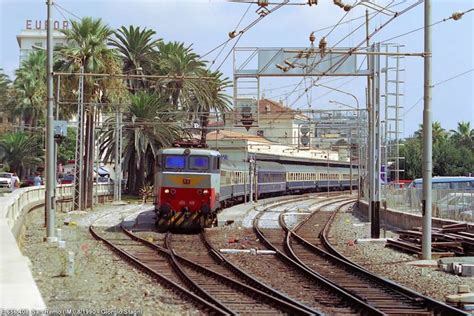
[153,41,206,108]
[0,132,43,179]
[0,69,10,111]
[414,121,447,144]
[99,92,185,194]
[55,17,125,208]
[188,69,232,145]
[12,51,46,128]
[450,121,474,147]
[109,25,161,91]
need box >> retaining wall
[357,200,474,232]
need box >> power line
[403,68,474,116]
[208,3,253,67]
[53,2,81,20]
[282,0,398,105]
[380,7,474,43]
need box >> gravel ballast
[328,205,474,302]
[20,203,199,315]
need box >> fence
[381,185,474,222]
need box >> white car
[0,172,13,189]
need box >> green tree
[57,127,77,165]
[450,121,474,148]
[401,137,422,179]
[153,41,206,108]
[12,51,46,127]
[99,92,185,194]
[109,25,161,91]
[55,17,125,208]
[0,132,43,179]
[188,69,232,145]
[414,121,448,144]
[0,69,10,111]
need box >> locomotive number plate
[183,178,191,184]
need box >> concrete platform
[217,202,256,228]
[0,220,46,310]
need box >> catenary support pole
[45,0,57,242]
[422,0,432,260]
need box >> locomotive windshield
[165,155,186,169]
[189,156,209,170]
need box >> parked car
[0,172,13,189]
[60,174,74,184]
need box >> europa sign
[26,20,69,30]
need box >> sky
[0,0,473,137]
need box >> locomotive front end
[155,148,221,230]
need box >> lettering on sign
[26,20,69,30]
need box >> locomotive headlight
[203,189,209,195]
[164,189,170,194]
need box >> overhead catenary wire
[403,68,474,116]
[309,0,407,34]
[208,3,253,68]
[380,7,474,43]
[203,0,288,61]
[53,1,82,20]
[284,0,394,107]
[210,1,290,71]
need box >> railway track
[164,232,314,315]
[89,224,226,315]
[90,211,316,315]
[251,195,381,315]
[280,199,468,315]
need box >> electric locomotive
[155,148,221,229]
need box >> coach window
[190,156,209,170]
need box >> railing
[0,184,113,230]
[381,186,474,222]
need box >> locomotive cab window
[165,155,186,169]
[189,156,209,170]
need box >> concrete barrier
[357,200,474,232]
[0,183,113,311]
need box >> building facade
[0,20,70,132]
[17,19,68,64]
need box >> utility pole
[422,0,432,260]
[45,0,57,242]
[113,106,123,202]
[349,128,353,195]
[249,155,255,203]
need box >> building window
[0,117,3,124]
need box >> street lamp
[312,82,360,110]
[329,100,358,110]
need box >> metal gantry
[73,67,85,211]
[382,43,405,184]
